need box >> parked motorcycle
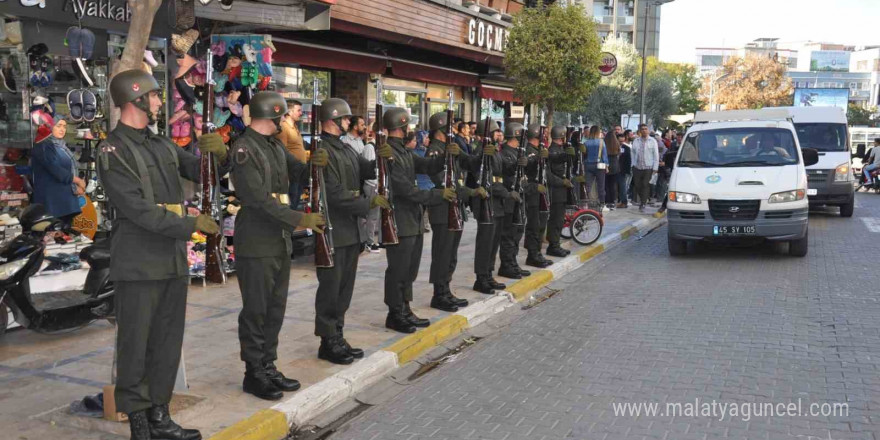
[0,204,113,335]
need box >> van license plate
[713,225,756,236]
[807,189,817,196]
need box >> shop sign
[64,0,132,22]
[466,18,507,53]
[510,105,524,119]
[599,52,617,76]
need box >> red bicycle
[560,202,604,245]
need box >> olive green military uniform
[231,127,307,371]
[545,140,569,249]
[523,141,548,259]
[496,142,524,273]
[470,143,503,278]
[384,136,445,311]
[316,132,375,338]
[426,138,477,289]
[98,123,225,414]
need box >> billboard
[793,88,849,110]
[810,50,850,72]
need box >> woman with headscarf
[31,117,84,228]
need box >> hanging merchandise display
[209,34,275,139]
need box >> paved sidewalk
[0,204,662,439]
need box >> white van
[666,110,819,257]
[762,106,853,217]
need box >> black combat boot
[128,409,151,440]
[546,246,569,257]
[497,266,523,279]
[243,366,283,401]
[516,267,531,277]
[148,404,202,440]
[430,293,459,312]
[487,277,506,290]
[525,254,553,268]
[337,326,364,359]
[264,363,301,392]
[318,336,355,365]
[444,285,469,307]
[472,275,496,294]
[385,310,417,333]
[403,302,430,327]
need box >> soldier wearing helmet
[493,122,531,281]
[99,69,231,440]
[314,98,392,364]
[230,91,329,401]
[522,124,553,268]
[469,118,507,294]
[380,109,457,333]
[545,125,576,258]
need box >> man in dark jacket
[495,123,531,279]
[616,132,632,208]
[657,143,679,213]
[545,126,575,257]
[99,69,228,440]
[383,108,456,333]
[470,119,504,293]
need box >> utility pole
[637,0,674,126]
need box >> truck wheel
[668,236,687,256]
[840,200,854,217]
[789,232,808,257]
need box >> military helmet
[526,124,541,140]
[504,122,524,139]
[550,125,567,140]
[475,118,500,136]
[319,98,352,122]
[428,112,449,132]
[383,107,410,130]
[249,92,287,120]
[110,69,159,107]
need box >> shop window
[0,49,29,149]
[383,89,424,130]
[109,35,165,136]
[272,64,330,136]
[480,98,506,126]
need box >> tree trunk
[546,101,554,132]
[109,0,164,129]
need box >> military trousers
[545,201,566,248]
[524,200,548,257]
[236,256,290,369]
[499,212,525,270]
[115,277,188,414]
[384,234,423,311]
[429,222,462,288]
[474,217,502,276]
[315,243,360,338]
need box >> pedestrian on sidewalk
[100,69,228,440]
[603,126,621,210]
[276,99,305,209]
[454,121,472,154]
[616,132,632,208]
[657,138,680,214]
[341,115,379,250]
[231,92,328,401]
[631,124,659,213]
[315,98,392,365]
[363,120,380,251]
[426,112,481,312]
[383,108,456,333]
[582,125,608,211]
[414,130,434,233]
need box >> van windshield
[677,128,799,167]
[794,123,848,152]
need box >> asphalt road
[329,194,880,440]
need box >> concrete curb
[207,214,666,440]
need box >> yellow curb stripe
[579,244,605,262]
[384,315,469,364]
[507,270,554,302]
[653,211,666,218]
[207,409,289,440]
[619,225,638,239]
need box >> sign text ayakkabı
[62,0,133,22]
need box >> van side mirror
[802,148,819,167]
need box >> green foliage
[668,64,704,114]
[600,36,641,93]
[848,104,878,127]
[505,1,603,117]
[580,85,634,128]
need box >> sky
[658,0,880,64]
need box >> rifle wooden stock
[310,104,334,268]
[537,125,550,213]
[476,115,494,224]
[201,48,226,284]
[374,103,399,246]
[511,116,528,227]
[445,108,463,231]
[564,127,578,206]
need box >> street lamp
[638,0,674,126]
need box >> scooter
[856,168,880,193]
[0,204,113,335]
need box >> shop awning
[480,85,517,103]
[391,61,480,88]
[273,41,387,74]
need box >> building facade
[576,0,663,58]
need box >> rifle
[475,109,495,224]
[564,125,577,206]
[310,78,335,267]
[374,81,399,245]
[445,89,463,231]
[537,113,550,213]
[573,128,588,203]
[511,112,528,227]
[201,44,226,284]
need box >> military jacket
[99,124,210,281]
[322,132,375,248]
[546,141,569,203]
[388,137,445,237]
[231,127,308,258]
[498,143,522,215]
[468,142,504,218]
[425,138,478,226]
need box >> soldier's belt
[158,203,184,217]
[492,176,503,183]
[271,193,291,204]
[351,190,361,197]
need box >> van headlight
[834,162,852,182]
[0,259,28,281]
[769,189,806,203]
[668,191,701,204]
